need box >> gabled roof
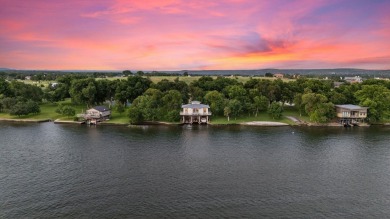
[335,104,368,110]
[92,106,110,112]
[182,101,210,109]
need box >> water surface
[1,123,390,218]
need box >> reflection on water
[1,123,390,218]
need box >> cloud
[1,0,390,70]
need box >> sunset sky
[1,0,390,70]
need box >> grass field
[97,75,294,84]
[104,111,129,124]
[0,99,86,121]
[210,113,295,125]
[17,79,55,88]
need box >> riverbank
[0,118,51,123]
[0,116,379,127]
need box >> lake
[1,123,390,218]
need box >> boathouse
[80,106,111,124]
[180,101,211,124]
[335,104,368,126]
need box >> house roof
[336,104,368,110]
[93,106,110,112]
[182,101,210,109]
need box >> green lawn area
[0,99,86,121]
[104,111,129,124]
[283,106,311,123]
[210,112,295,125]
[17,79,55,88]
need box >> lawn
[283,106,311,123]
[104,111,129,124]
[0,99,86,121]
[17,79,55,88]
[210,112,295,125]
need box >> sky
[1,0,390,71]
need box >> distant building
[180,101,211,124]
[273,73,284,79]
[333,82,344,88]
[344,76,362,83]
[25,76,31,80]
[335,104,368,126]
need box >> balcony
[180,112,212,116]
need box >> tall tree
[204,90,226,116]
[302,93,334,123]
[268,102,283,119]
[355,85,390,122]
[253,95,269,117]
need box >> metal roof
[93,106,110,112]
[335,104,368,110]
[182,101,210,109]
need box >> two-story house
[180,101,211,124]
[81,106,111,124]
[335,104,368,126]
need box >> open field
[0,99,86,121]
[210,113,295,125]
[96,75,294,84]
[17,79,55,88]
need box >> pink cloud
[1,0,390,70]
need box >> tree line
[1,75,390,122]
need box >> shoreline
[0,117,385,127]
[0,118,51,123]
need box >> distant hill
[166,69,390,77]
[0,68,14,71]
[1,68,390,77]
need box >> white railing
[180,112,212,116]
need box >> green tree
[302,93,334,123]
[9,102,29,116]
[293,93,305,116]
[69,78,96,106]
[26,100,40,114]
[9,100,40,116]
[227,99,242,120]
[224,106,231,121]
[82,82,97,108]
[204,90,226,116]
[355,85,390,122]
[268,102,283,119]
[124,76,152,103]
[189,86,205,102]
[224,85,247,100]
[62,106,76,118]
[122,70,132,76]
[0,78,11,96]
[1,97,17,110]
[128,106,143,124]
[161,90,183,122]
[253,95,269,117]
[115,102,125,115]
[131,95,158,121]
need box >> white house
[180,101,211,124]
